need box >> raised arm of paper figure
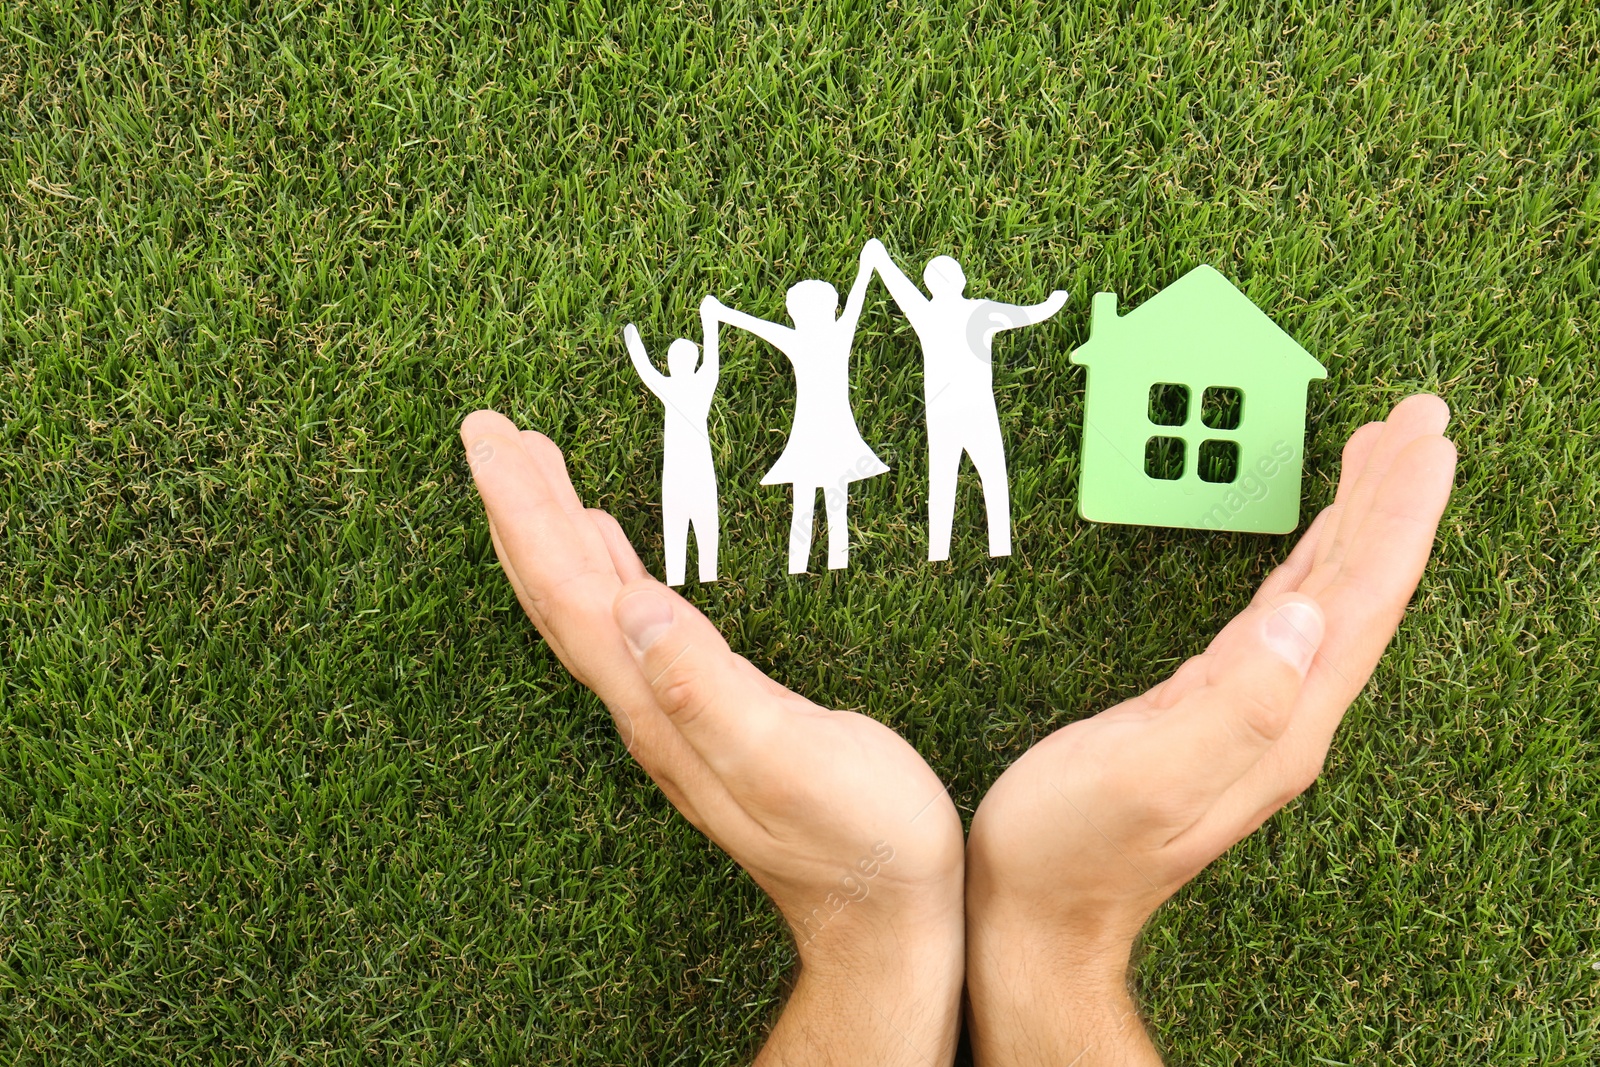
[836,243,880,336]
[698,296,720,391]
[862,238,930,316]
[988,289,1069,330]
[624,323,668,397]
[703,295,796,351]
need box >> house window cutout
[1145,436,1185,480]
[1201,386,1243,430]
[1148,383,1189,426]
[1198,439,1240,483]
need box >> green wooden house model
[1069,265,1326,534]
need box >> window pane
[1198,439,1240,483]
[1148,383,1189,426]
[1201,386,1243,430]
[1145,436,1185,480]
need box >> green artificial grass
[2,2,1596,1063]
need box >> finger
[1315,395,1450,572]
[1333,421,1387,509]
[516,433,634,590]
[1302,420,1386,573]
[590,508,651,584]
[1249,507,1332,607]
[1144,649,1214,710]
[1189,433,1457,844]
[488,517,548,633]
[461,412,647,706]
[463,414,729,806]
[1152,502,1324,718]
[463,414,568,623]
[1194,414,1382,708]
[460,413,616,633]
[1247,418,1383,610]
[614,579,787,779]
[1200,510,1326,666]
[520,430,585,515]
[519,429,624,575]
[1119,595,1325,834]
[1164,507,1330,706]
[1191,501,1333,707]
[1301,434,1457,711]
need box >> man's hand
[460,411,964,1066]
[964,394,1457,1064]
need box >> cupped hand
[459,411,965,1062]
[965,394,1457,1045]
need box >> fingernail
[1263,601,1324,675]
[617,589,674,653]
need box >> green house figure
[1069,265,1326,534]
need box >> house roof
[1070,265,1327,381]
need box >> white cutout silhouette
[705,245,887,574]
[624,297,721,586]
[863,238,1067,561]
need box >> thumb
[1137,596,1326,820]
[613,580,779,772]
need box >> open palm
[460,410,965,1064]
[967,392,1457,969]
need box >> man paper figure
[862,239,1067,561]
[624,297,721,585]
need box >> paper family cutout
[626,255,1323,585]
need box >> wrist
[792,892,965,994]
[965,832,1149,964]
[964,866,1159,1065]
[965,906,1155,1065]
[766,900,965,1066]
[967,895,1135,988]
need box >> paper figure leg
[927,430,964,562]
[788,486,816,575]
[825,487,849,570]
[691,500,719,583]
[967,426,1012,557]
[663,499,689,587]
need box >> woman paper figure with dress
[705,244,887,574]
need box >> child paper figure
[862,238,1067,561]
[705,245,887,574]
[623,297,721,586]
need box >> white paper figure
[705,246,887,574]
[863,238,1068,561]
[624,298,721,586]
